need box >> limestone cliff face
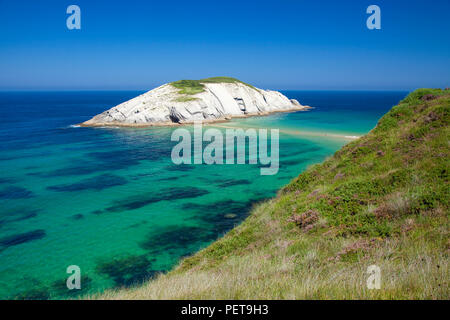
[81,81,310,127]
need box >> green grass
[170,77,257,98]
[174,96,199,103]
[95,89,449,300]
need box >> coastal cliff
[81,77,310,127]
[95,88,449,299]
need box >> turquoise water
[0,91,407,299]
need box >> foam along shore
[80,77,311,127]
[208,123,361,141]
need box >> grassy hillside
[97,89,449,299]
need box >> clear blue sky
[0,0,449,90]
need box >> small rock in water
[224,213,237,219]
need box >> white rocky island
[81,77,310,127]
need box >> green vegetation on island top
[96,89,449,299]
[170,77,257,99]
[173,96,200,103]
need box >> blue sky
[0,0,449,90]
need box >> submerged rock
[81,77,310,127]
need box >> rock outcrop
[81,78,310,127]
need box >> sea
[0,90,407,299]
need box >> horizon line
[0,88,415,93]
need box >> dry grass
[94,201,449,300]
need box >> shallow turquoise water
[0,90,407,299]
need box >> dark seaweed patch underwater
[0,186,33,199]
[100,187,209,213]
[96,254,159,288]
[0,230,46,248]
[47,174,127,192]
